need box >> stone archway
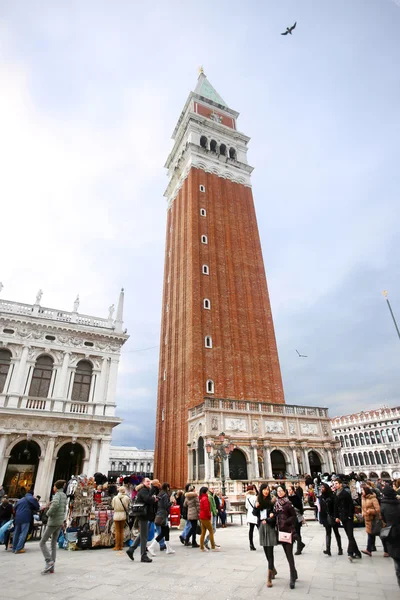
[53,442,84,483]
[381,471,391,480]
[3,440,41,498]
[270,450,286,478]
[308,451,322,478]
[229,449,248,480]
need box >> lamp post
[382,291,400,340]
[206,432,235,496]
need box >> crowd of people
[1,473,399,588]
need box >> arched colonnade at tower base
[186,399,340,495]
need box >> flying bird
[281,22,297,35]
[296,349,307,358]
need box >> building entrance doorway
[270,450,286,478]
[229,449,248,480]
[308,451,322,477]
[53,443,84,484]
[3,440,41,498]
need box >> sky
[1,0,400,449]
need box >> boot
[192,541,200,548]
[295,541,305,555]
[338,548,343,555]
[250,543,256,551]
[267,570,273,588]
[323,538,331,557]
[272,567,277,580]
[165,541,175,555]
[290,571,296,590]
[126,547,134,561]
[184,539,191,546]
[141,555,152,563]
[147,539,158,556]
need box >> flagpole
[382,290,400,340]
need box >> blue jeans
[155,524,166,549]
[13,522,30,552]
[182,519,192,540]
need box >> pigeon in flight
[296,349,307,358]
[281,22,297,35]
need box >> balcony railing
[188,398,329,418]
[0,393,112,417]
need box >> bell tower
[155,71,285,487]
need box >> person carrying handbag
[111,486,130,551]
[274,485,298,590]
[254,484,277,588]
[147,483,175,555]
[318,482,343,556]
[361,485,382,557]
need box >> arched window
[358,452,364,466]
[71,360,93,402]
[370,432,376,444]
[201,235,208,244]
[381,429,386,443]
[355,434,359,446]
[360,433,365,445]
[203,299,211,310]
[380,450,387,465]
[364,452,370,466]
[205,336,212,348]
[387,429,393,443]
[210,139,217,152]
[350,434,355,447]
[147,462,150,471]
[220,143,227,156]
[353,453,359,466]
[29,355,54,398]
[386,450,391,464]
[375,430,381,444]
[375,451,381,465]
[349,454,354,466]
[200,208,206,217]
[345,435,350,447]
[200,184,206,193]
[393,428,399,442]
[369,451,375,464]
[339,436,344,447]
[229,147,236,159]
[0,349,12,393]
[344,454,349,467]
[198,437,205,480]
[365,432,370,445]
[202,265,209,275]
[206,379,214,394]
[200,136,208,149]
[392,449,398,463]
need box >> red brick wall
[154,168,285,488]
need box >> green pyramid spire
[194,71,228,108]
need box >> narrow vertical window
[205,336,212,348]
[206,379,214,394]
[200,208,206,216]
[162,408,165,421]
[202,265,209,275]
[199,184,206,192]
[163,370,166,381]
[201,235,208,244]
[203,299,211,310]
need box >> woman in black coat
[319,482,343,556]
[288,485,305,555]
[274,485,298,590]
[254,484,278,588]
[380,485,400,587]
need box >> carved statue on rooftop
[108,304,115,320]
[35,289,43,305]
[73,295,80,312]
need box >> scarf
[275,496,290,512]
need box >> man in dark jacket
[0,496,13,526]
[126,477,157,563]
[380,485,400,587]
[334,478,361,561]
[149,479,166,551]
[13,491,40,553]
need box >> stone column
[263,442,273,479]
[94,357,109,404]
[0,433,10,485]
[290,443,299,475]
[55,352,70,399]
[251,441,260,479]
[106,358,119,404]
[34,437,57,501]
[9,345,29,395]
[87,439,99,475]
[302,445,311,475]
[97,438,111,475]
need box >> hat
[151,479,161,488]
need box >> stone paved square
[2,521,398,600]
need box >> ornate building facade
[0,289,128,500]
[108,446,154,478]
[332,406,400,480]
[155,72,337,488]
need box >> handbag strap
[118,497,129,518]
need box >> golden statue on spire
[198,65,204,76]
